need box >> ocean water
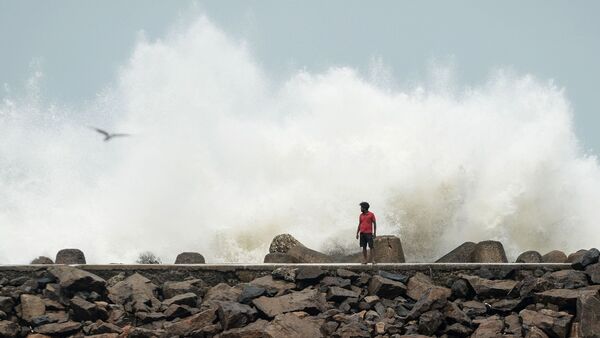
[1,16,599,264]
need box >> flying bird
[89,127,131,142]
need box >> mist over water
[2,16,600,264]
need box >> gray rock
[252,288,325,318]
[368,275,407,299]
[217,301,258,330]
[0,296,14,313]
[451,279,472,299]
[30,256,54,264]
[326,286,359,302]
[47,266,106,295]
[164,304,193,319]
[576,293,600,337]
[572,248,600,270]
[264,313,324,338]
[460,274,517,298]
[35,321,82,335]
[566,249,587,263]
[378,271,409,284]
[162,278,205,299]
[418,310,443,335]
[519,308,573,338]
[163,292,198,307]
[546,269,588,289]
[249,275,295,297]
[0,320,20,337]
[585,263,600,284]
[20,294,46,322]
[164,307,217,336]
[408,286,451,319]
[272,267,296,282]
[436,242,476,263]
[295,266,326,284]
[108,273,161,313]
[469,240,508,263]
[55,248,86,264]
[516,250,542,263]
[269,234,303,254]
[220,318,269,338]
[174,252,205,264]
[535,288,600,308]
[541,250,568,263]
[287,245,334,263]
[71,296,107,321]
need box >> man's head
[359,201,370,213]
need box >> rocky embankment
[0,249,600,337]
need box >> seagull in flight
[89,127,131,142]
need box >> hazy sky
[1,1,599,152]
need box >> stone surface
[35,321,82,335]
[220,319,269,338]
[326,286,359,302]
[71,296,107,321]
[47,266,106,295]
[30,256,54,264]
[372,235,406,263]
[269,234,303,254]
[55,248,86,264]
[264,313,324,338]
[408,286,451,319]
[286,245,333,263]
[406,272,435,301]
[174,252,205,264]
[576,293,600,337]
[162,278,204,299]
[470,240,508,263]
[547,269,588,289]
[0,320,19,337]
[517,250,543,263]
[460,274,517,297]
[20,294,46,322]
[0,296,14,313]
[368,275,407,299]
[585,263,600,284]
[418,310,443,335]
[264,253,301,263]
[295,266,326,284]
[252,288,325,318]
[571,248,600,270]
[567,249,587,263]
[164,307,217,336]
[218,301,258,330]
[519,309,573,338]
[108,273,160,313]
[471,316,504,338]
[436,242,477,263]
[162,292,197,307]
[542,250,568,263]
[535,288,600,308]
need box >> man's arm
[373,219,377,237]
[356,216,361,239]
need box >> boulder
[264,313,324,338]
[436,242,477,263]
[576,293,600,337]
[0,320,19,337]
[47,266,106,295]
[372,235,406,263]
[252,288,325,318]
[238,285,266,304]
[460,274,517,298]
[585,263,600,284]
[163,292,198,307]
[534,288,600,308]
[567,249,587,263]
[269,234,303,254]
[471,316,504,338]
[164,307,217,336]
[0,296,14,313]
[70,297,107,321]
[217,301,258,330]
[470,240,508,263]
[272,267,296,282]
[220,318,269,338]
[451,279,472,299]
[378,271,409,284]
[408,286,451,319]
[264,253,300,263]
[203,283,242,305]
[326,286,359,302]
[519,309,573,338]
[516,251,542,263]
[541,250,568,263]
[55,249,86,264]
[406,272,435,301]
[571,248,600,270]
[164,304,192,319]
[295,266,326,284]
[30,256,54,264]
[443,302,471,325]
[249,275,295,296]
[35,321,82,335]
[546,270,588,289]
[462,300,487,317]
[174,252,205,264]
[418,310,443,335]
[162,278,205,299]
[368,275,407,299]
[108,273,161,313]
[20,294,46,322]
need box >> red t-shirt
[359,211,376,233]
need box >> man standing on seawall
[356,201,376,264]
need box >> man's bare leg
[362,247,368,264]
[369,247,376,264]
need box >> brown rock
[326,286,359,302]
[368,275,407,299]
[519,309,573,338]
[535,288,600,308]
[462,300,487,317]
[408,286,451,319]
[567,250,587,263]
[174,252,205,264]
[162,292,198,307]
[576,293,600,337]
[162,278,205,299]
[47,266,106,295]
[585,263,600,284]
[443,302,471,325]
[418,310,443,335]
[406,272,435,301]
[371,235,405,263]
[472,316,504,338]
[71,296,107,321]
[527,326,550,338]
[217,301,258,330]
[249,275,295,296]
[542,250,568,263]
[204,283,243,305]
[546,270,589,289]
[264,313,324,338]
[164,307,217,336]
[35,321,82,335]
[252,288,325,318]
[470,240,508,263]
[55,248,86,264]
[436,242,477,263]
[108,273,160,313]
[163,304,192,319]
[295,266,326,284]
[460,274,517,298]
[30,256,54,264]
[0,320,19,337]
[220,318,269,338]
[516,251,542,263]
[20,294,46,322]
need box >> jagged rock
[336,269,359,281]
[85,321,123,335]
[408,286,451,319]
[55,248,86,264]
[71,296,107,321]
[407,272,436,301]
[571,248,600,270]
[174,252,205,264]
[378,271,409,284]
[164,304,192,319]
[527,326,550,338]
[264,253,301,263]
[470,240,508,263]
[272,267,297,282]
[0,296,14,313]
[163,292,197,307]
[451,279,472,299]
[490,298,523,313]
[252,288,325,317]
[295,266,327,284]
[576,293,600,337]
[546,270,588,289]
[35,321,82,335]
[333,320,371,338]
[519,309,573,338]
[472,316,504,337]
[370,235,405,263]
[460,274,517,297]
[418,310,443,335]
[108,273,160,313]
[585,263,600,284]
[264,313,324,338]
[517,251,543,263]
[238,284,266,304]
[249,275,295,296]
[269,234,303,254]
[30,256,54,264]
[218,301,258,330]
[368,275,406,299]
[0,320,19,337]
[541,250,568,263]
[436,242,477,263]
[567,249,587,263]
[162,278,205,299]
[287,245,333,263]
[220,318,269,338]
[535,288,600,308]
[445,322,473,336]
[164,307,217,336]
[20,294,46,322]
[135,311,165,323]
[204,283,243,305]
[443,302,471,325]
[127,327,167,337]
[326,286,359,302]
[462,300,487,317]
[321,276,351,288]
[47,266,106,295]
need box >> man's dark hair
[359,201,370,209]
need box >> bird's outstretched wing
[89,126,110,137]
[110,133,130,138]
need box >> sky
[1,0,599,152]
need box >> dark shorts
[359,233,374,248]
